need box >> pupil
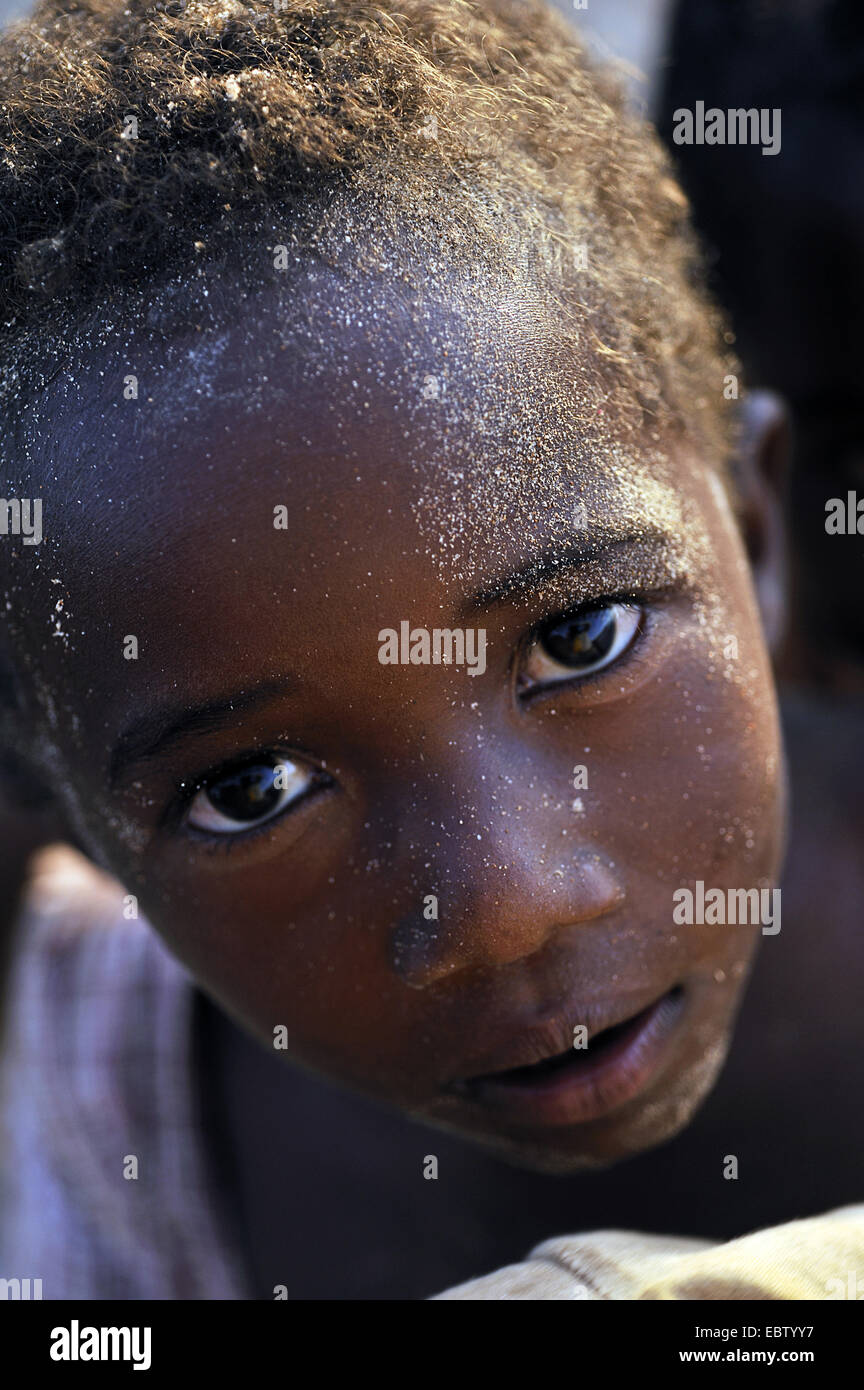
[541,606,616,667]
[206,762,282,822]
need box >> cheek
[129,826,405,1067]
[571,619,783,888]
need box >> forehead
[3,257,720,740]
[0,256,746,827]
[18,257,689,579]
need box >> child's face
[11,261,784,1171]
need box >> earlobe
[734,390,790,655]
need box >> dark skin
[4,259,787,1289]
[201,713,864,1301]
[206,695,864,1301]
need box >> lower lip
[458,988,687,1128]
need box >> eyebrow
[469,526,673,608]
[108,677,296,789]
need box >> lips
[448,985,686,1128]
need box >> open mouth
[476,997,671,1087]
[454,985,686,1127]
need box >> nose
[389,804,624,989]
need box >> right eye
[185,754,318,835]
[519,601,643,691]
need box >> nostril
[390,913,450,989]
[389,848,626,986]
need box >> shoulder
[434,1208,864,1300]
[0,847,247,1299]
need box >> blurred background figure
[658,0,864,692]
[639,0,864,1234]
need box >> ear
[734,390,790,655]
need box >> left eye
[185,755,316,834]
[520,601,642,688]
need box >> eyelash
[166,750,332,854]
[169,584,679,850]
[514,582,674,703]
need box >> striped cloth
[0,847,249,1299]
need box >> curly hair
[0,0,737,457]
